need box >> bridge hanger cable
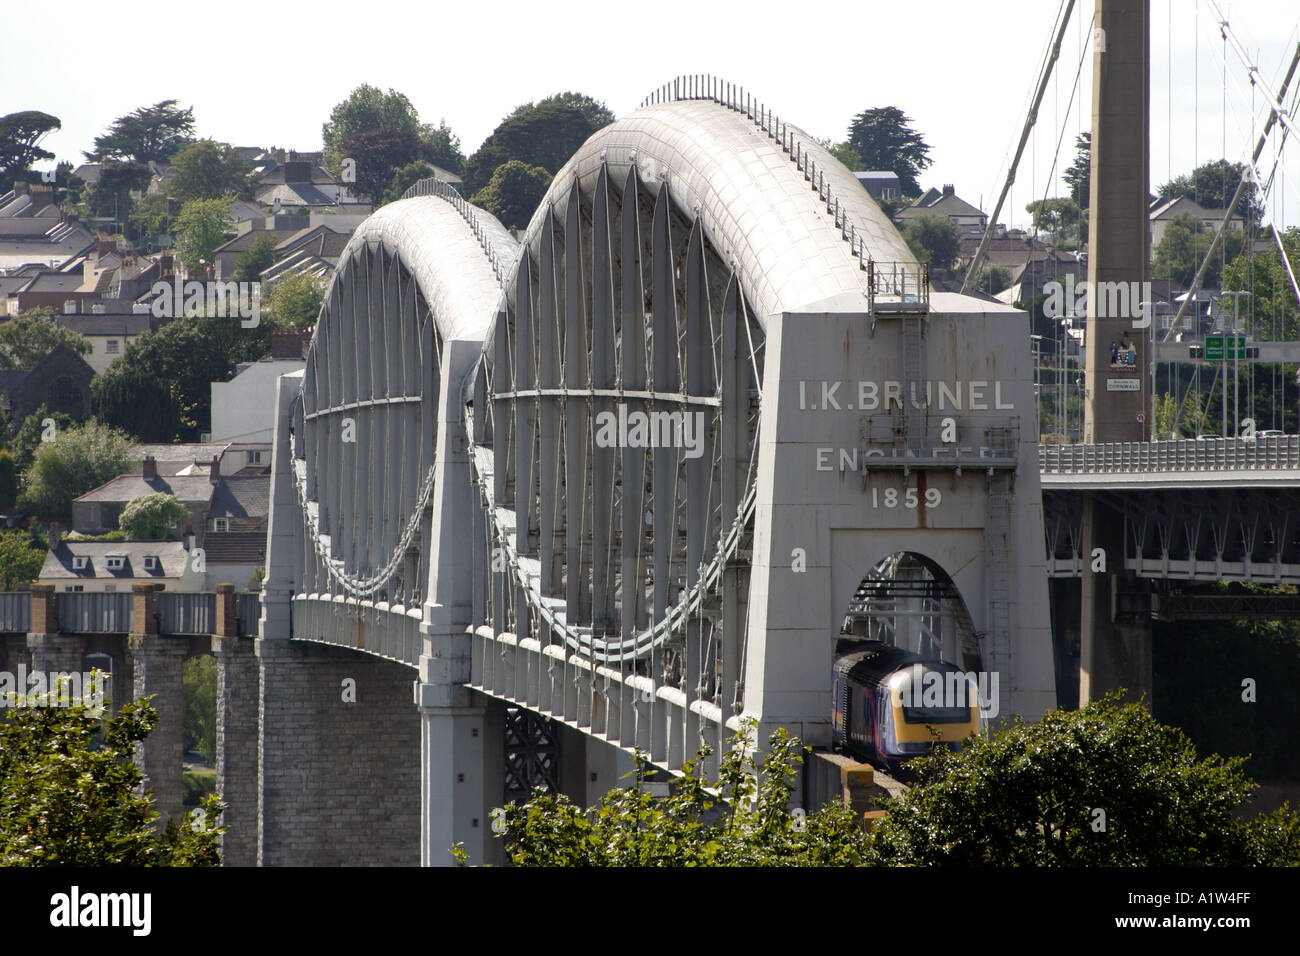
[962,0,1078,293]
[1163,34,1300,347]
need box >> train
[832,639,982,776]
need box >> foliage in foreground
[0,689,225,865]
[479,723,872,866]
[871,693,1300,866]
[470,695,1300,867]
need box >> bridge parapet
[1041,436,1300,475]
[0,590,262,637]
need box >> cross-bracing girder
[469,161,765,764]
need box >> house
[210,334,309,444]
[202,476,270,588]
[54,311,156,373]
[1149,195,1244,248]
[0,183,95,271]
[895,184,989,237]
[211,227,303,281]
[37,539,204,594]
[255,161,348,208]
[71,457,271,561]
[0,343,95,424]
[71,462,219,540]
[853,171,902,203]
[128,443,239,477]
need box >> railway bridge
[253,77,1056,865]
[32,78,1296,866]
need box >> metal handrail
[1039,436,1300,474]
[398,177,515,287]
[640,74,927,298]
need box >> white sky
[4,0,1300,228]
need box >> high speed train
[832,640,982,775]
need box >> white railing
[398,177,515,287]
[641,74,927,296]
[1039,436,1300,474]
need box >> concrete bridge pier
[416,666,504,867]
[1080,499,1153,705]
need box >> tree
[1156,159,1264,228]
[1222,227,1300,341]
[20,420,135,521]
[118,492,188,539]
[84,160,152,233]
[168,140,254,202]
[0,692,224,865]
[535,92,615,131]
[93,316,263,442]
[321,84,423,171]
[815,137,864,171]
[0,528,45,590]
[86,100,195,164]
[0,450,17,513]
[174,196,234,276]
[266,272,324,329]
[10,406,75,473]
[1153,212,1246,287]
[869,693,1300,865]
[470,160,553,229]
[339,127,424,204]
[1063,131,1090,209]
[381,161,437,205]
[1153,392,1177,439]
[974,263,1013,295]
[846,106,933,197]
[183,656,217,764]
[461,96,608,196]
[0,110,60,185]
[482,722,873,867]
[420,120,465,175]
[234,234,278,284]
[0,308,91,369]
[127,191,175,245]
[1025,197,1081,246]
[902,214,962,271]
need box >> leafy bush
[0,689,224,865]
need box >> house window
[248,450,262,464]
[72,555,89,570]
[64,585,84,592]
[106,339,120,354]
[213,517,230,532]
[143,555,159,571]
[104,584,116,592]
[105,554,126,571]
[881,187,897,200]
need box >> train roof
[835,641,967,687]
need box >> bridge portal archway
[838,552,982,672]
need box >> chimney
[12,181,28,196]
[49,522,61,549]
[184,526,194,551]
[210,455,221,482]
[30,183,54,210]
[942,184,955,196]
[142,455,157,479]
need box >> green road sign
[1205,335,1246,360]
